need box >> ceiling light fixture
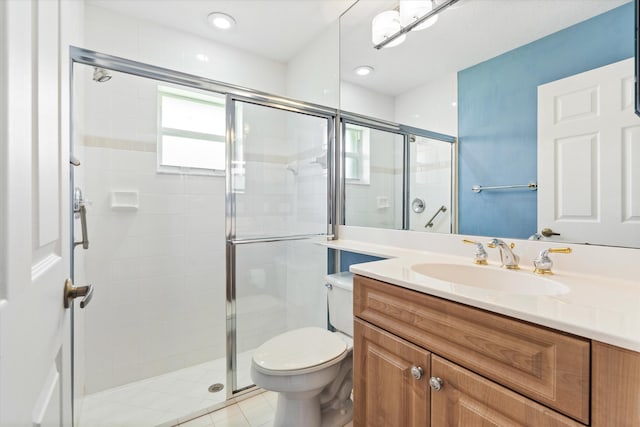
[399,0,438,31]
[354,66,374,76]
[207,12,236,30]
[372,10,407,48]
[372,0,460,49]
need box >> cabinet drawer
[354,275,590,423]
[431,355,583,426]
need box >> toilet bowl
[250,272,354,427]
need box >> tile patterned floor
[177,392,277,427]
[178,392,354,427]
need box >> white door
[0,1,80,425]
[538,57,640,247]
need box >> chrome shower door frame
[339,111,457,232]
[69,47,338,411]
[225,93,337,396]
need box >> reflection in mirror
[344,123,404,229]
[409,135,453,233]
[340,0,640,248]
[342,115,456,232]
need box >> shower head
[92,67,112,83]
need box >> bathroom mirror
[636,0,640,117]
[340,0,640,248]
[341,114,456,233]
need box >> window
[158,86,225,174]
[344,124,370,184]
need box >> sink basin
[410,263,570,296]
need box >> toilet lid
[253,327,347,372]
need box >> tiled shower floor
[78,352,254,427]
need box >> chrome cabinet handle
[429,376,443,391]
[64,278,94,309]
[411,366,424,380]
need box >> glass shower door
[226,97,333,393]
[409,135,454,232]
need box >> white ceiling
[87,0,631,95]
[87,0,356,62]
[341,0,630,95]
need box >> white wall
[394,72,458,136]
[84,4,287,96]
[340,81,395,120]
[286,21,340,107]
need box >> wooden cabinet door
[431,355,583,426]
[592,341,640,427]
[354,318,430,427]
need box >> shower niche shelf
[111,190,139,211]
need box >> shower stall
[70,49,334,426]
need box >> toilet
[250,272,354,427]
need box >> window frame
[344,124,371,185]
[157,86,226,176]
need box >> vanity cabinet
[353,275,640,427]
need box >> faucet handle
[462,239,488,265]
[533,247,572,275]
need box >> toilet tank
[326,272,354,336]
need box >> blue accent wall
[458,3,634,238]
[339,251,385,272]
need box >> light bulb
[207,12,236,30]
[354,66,374,76]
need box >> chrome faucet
[533,247,572,275]
[462,239,488,265]
[487,239,520,269]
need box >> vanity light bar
[374,0,462,50]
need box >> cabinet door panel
[431,356,583,427]
[354,319,430,427]
[592,341,640,426]
[354,275,590,423]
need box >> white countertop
[323,238,640,352]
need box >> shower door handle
[74,204,89,250]
[63,278,94,309]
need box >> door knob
[541,228,560,237]
[63,278,94,309]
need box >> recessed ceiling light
[207,12,236,30]
[354,66,374,76]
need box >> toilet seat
[252,327,348,376]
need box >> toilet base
[274,391,322,427]
[272,392,353,427]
